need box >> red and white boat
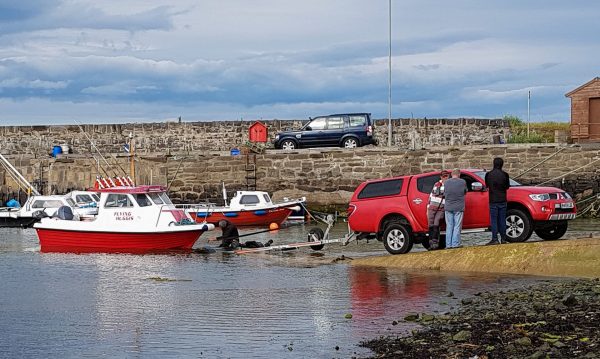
[186,190,306,227]
[34,185,214,253]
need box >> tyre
[534,221,568,240]
[382,222,413,255]
[342,137,359,149]
[505,209,533,243]
[280,139,297,150]
[308,227,325,250]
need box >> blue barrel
[52,145,63,157]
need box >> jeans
[444,211,464,248]
[489,202,507,242]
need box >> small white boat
[0,190,99,228]
[34,185,214,253]
[186,190,305,227]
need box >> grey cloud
[0,2,178,34]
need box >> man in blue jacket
[485,157,510,245]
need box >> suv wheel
[280,139,297,150]
[342,137,359,148]
[505,209,533,242]
[382,222,413,255]
[534,221,568,240]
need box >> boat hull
[190,207,294,227]
[36,228,205,253]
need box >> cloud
[0,1,178,34]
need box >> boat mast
[129,132,135,185]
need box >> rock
[527,351,547,359]
[447,291,454,297]
[452,330,471,342]
[344,313,353,319]
[404,313,419,322]
[562,294,578,306]
[553,341,566,348]
[392,320,398,326]
[421,314,435,322]
[515,337,532,346]
[461,298,474,305]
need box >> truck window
[416,175,440,194]
[358,179,403,199]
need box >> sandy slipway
[359,278,600,359]
[351,238,600,278]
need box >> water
[1,219,598,358]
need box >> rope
[536,156,600,186]
[513,146,567,179]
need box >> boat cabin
[228,191,274,209]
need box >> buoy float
[269,222,279,230]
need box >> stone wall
[0,118,509,156]
[2,144,599,210]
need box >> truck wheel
[382,223,413,254]
[308,227,325,250]
[534,221,568,240]
[281,139,297,150]
[505,209,533,242]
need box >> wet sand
[351,237,600,278]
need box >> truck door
[407,173,440,231]
[460,173,489,229]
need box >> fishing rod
[74,120,123,178]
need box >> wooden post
[129,133,135,185]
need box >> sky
[0,0,598,125]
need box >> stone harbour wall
[0,118,509,156]
[1,144,599,209]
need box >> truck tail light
[347,204,356,217]
[367,125,373,136]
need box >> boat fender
[253,210,267,216]
[288,205,301,212]
[196,212,211,218]
[224,212,238,217]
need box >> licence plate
[561,202,574,209]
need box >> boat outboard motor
[54,206,74,220]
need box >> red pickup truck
[347,169,577,254]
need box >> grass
[504,115,570,143]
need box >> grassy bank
[351,238,600,278]
[505,115,569,143]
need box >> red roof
[97,185,166,194]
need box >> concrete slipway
[351,238,600,278]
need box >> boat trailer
[234,212,356,255]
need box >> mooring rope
[513,146,567,179]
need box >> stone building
[566,77,600,142]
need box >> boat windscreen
[134,193,152,207]
[158,192,173,205]
[148,192,164,205]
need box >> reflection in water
[0,219,597,358]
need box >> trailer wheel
[308,227,325,250]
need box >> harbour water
[1,219,598,358]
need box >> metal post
[387,0,392,147]
[527,91,531,138]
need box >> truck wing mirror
[471,182,485,192]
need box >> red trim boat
[186,190,305,227]
[34,185,214,253]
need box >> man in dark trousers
[485,157,510,245]
[216,219,240,250]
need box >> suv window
[307,117,326,130]
[349,115,367,127]
[327,116,344,129]
[358,179,403,199]
[417,174,440,194]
